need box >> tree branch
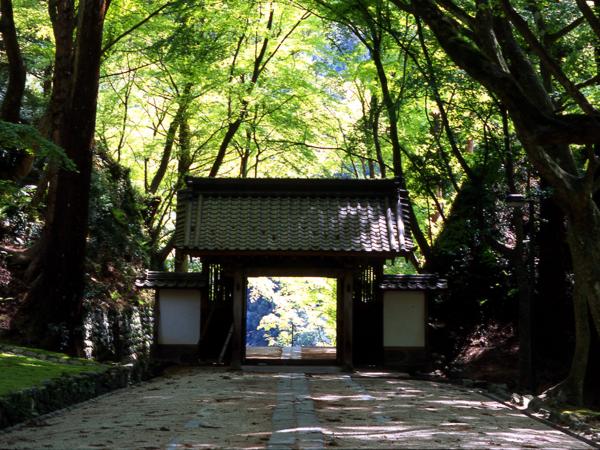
[416,17,477,182]
[546,16,585,43]
[575,0,600,40]
[436,0,474,28]
[99,62,152,78]
[583,144,600,195]
[500,0,596,115]
[576,74,600,89]
[594,175,600,194]
[101,1,175,55]
[257,11,310,77]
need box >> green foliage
[5,0,595,386]
[0,121,74,171]
[248,277,337,347]
[85,157,148,305]
[0,181,41,240]
[424,170,517,360]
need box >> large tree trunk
[559,201,600,404]
[397,0,600,403]
[16,0,108,354]
[0,0,25,123]
[0,0,33,180]
[535,192,573,370]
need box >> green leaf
[0,121,75,171]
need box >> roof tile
[175,178,414,255]
[379,274,447,291]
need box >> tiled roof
[135,271,207,289]
[175,178,413,256]
[379,274,447,291]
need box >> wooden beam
[185,249,401,259]
[245,267,344,277]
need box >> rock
[570,419,586,431]
[520,394,533,408]
[526,397,544,413]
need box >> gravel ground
[0,367,593,449]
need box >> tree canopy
[1,0,599,405]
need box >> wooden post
[336,278,343,365]
[152,289,161,351]
[342,270,354,369]
[199,264,210,335]
[231,270,243,369]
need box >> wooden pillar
[199,264,209,335]
[231,270,244,369]
[342,270,354,369]
[152,290,161,351]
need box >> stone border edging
[0,378,138,436]
[478,389,600,449]
[0,344,98,366]
[0,346,156,430]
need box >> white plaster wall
[383,291,425,347]
[158,289,201,345]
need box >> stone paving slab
[0,367,593,449]
[268,374,323,449]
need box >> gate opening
[245,277,337,362]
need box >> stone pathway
[310,374,594,449]
[268,373,322,449]
[0,367,593,449]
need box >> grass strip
[0,352,107,397]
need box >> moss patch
[562,408,600,423]
[0,352,106,397]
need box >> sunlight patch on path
[309,375,593,449]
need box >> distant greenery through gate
[246,277,337,348]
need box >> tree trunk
[174,249,188,272]
[370,94,386,178]
[148,83,193,195]
[0,0,33,180]
[535,191,573,366]
[209,117,244,177]
[558,201,600,404]
[398,0,600,403]
[0,0,25,123]
[364,27,431,262]
[172,112,192,272]
[208,8,276,178]
[16,0,108,354]
[30,0,75,217]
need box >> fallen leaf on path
[198,423,221,428]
